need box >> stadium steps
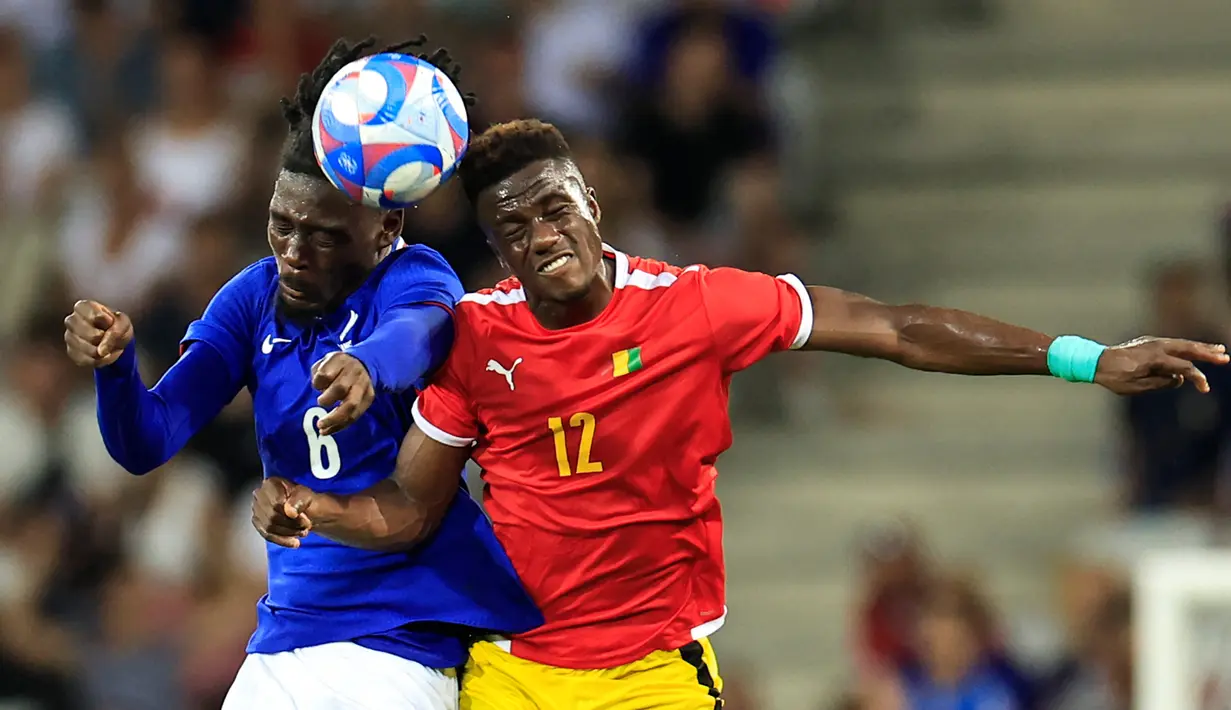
[723,1,1231,704]
[827,71,1231,188]
[908,0,1231,79]
[842,180,1222,287]
[840,180,1223,337]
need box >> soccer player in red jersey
[253,120,1227,709]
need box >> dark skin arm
[252,427,467,550]
[802,286,1228,393]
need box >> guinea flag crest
[612,347,643,378]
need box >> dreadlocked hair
[458,119,573,204]
[279,35,477,178]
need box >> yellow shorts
[460,638,723,710]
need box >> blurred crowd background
[2,0,1231,708]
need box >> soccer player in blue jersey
[62,37,542,709]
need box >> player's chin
[276,292,325,319]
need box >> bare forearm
[886,304,1053,375]
[804,287,1054,375]
[307,480,437,551]
[303,428,466,551]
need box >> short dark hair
[279,35,475,179]
[458,119,573,203]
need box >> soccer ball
[312,52,469,209]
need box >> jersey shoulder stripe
[458,246,701,314]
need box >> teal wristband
[1047,335,1107,383]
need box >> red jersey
[412,247,812,669]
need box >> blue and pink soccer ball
[312,53,469,209]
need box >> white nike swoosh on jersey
[340,311,359,342]
[262,335,293,354]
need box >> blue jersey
[180,246,542,666]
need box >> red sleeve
[696,266,812,373]
[411,321,479,447]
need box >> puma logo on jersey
[486,358,523,391]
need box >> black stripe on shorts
[678,641,722,709]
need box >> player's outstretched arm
[799,286,1228,394]
[65,300,243,474]
[255,427,468,550]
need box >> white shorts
[221,642,458,710]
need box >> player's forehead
[269,170,367,228]
[480,159,585,221]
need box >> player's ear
[378,209,405,249]
[585,186,601,225]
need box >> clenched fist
[64,300,134,368]
[252,477,315,548]
[311,352,375,436]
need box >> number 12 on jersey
[549,413,603,477]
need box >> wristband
[1047,335,1107,383]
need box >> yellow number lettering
[548,416,571,476]
[548,412,604,477]
[570,412,603,474]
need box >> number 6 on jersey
[303,407,342,479]
[549,412,603,477]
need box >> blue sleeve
[180,261,264,384]
[347,305,454,392]
[94,261,262,475]
[346,246,464,393]
[373,245,465,314]
[94,341,243,475]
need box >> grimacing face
[476,158,604,304]
[267,170,403,317]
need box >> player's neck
[529,259,615,331]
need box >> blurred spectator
[1222,207,1231,301]
[131,30,246,223]
[1041,587,1133,710]
[0,0,71,55]
[865,576,1027,710]
[719,155,805,272]
[0,318,110,709]
[78,565,187,710]
[231,108,289,251]
[0,23,74,338]
[464,25,529,127]
[248,0,395,95]
[180,495,266,708]
[58,136,185,317]
[0,24,75,217]
[137,215,245,374]
[853,522,930,677]
[628,0,778,94]
[616,13,776,247]
[519,0,649,136]
[1120,261,1231,513]
[52,0,158,149]
[1038,561,1128,710]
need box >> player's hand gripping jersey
[413,247,811,668]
